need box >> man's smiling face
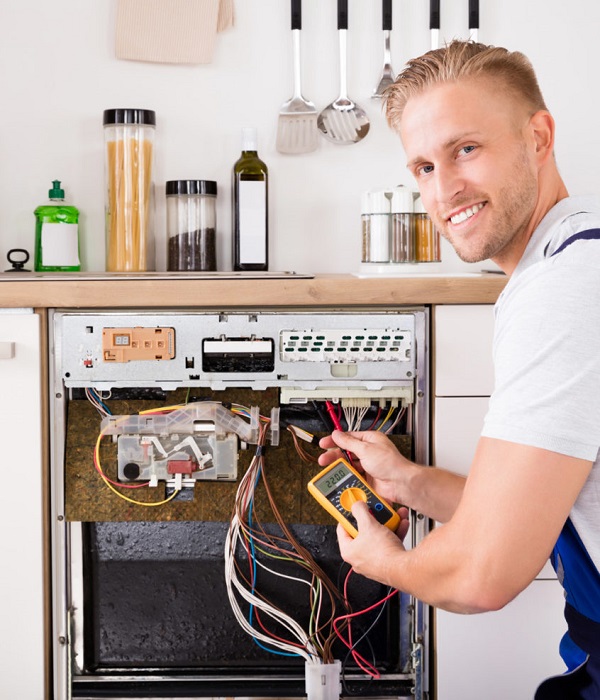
[400,76,540,266]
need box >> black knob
[123,462,141,480]
[6,248,31,272]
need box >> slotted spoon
[317,0,370,145]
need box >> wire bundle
[333,569,398,680]
[85,387,112,418]
[225,420,347,665]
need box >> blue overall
[534,228,600,699]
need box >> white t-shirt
[482,195,600,570]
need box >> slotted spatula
[317,0,370,145]
[276,0,318,154]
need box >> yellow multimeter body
[307,457,400,538]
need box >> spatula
[317,0,370,145]
[276,0,318,155]
[372,0,395,98]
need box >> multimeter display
[308,457,400,537]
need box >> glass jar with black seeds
[166,179,217,271]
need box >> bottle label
[41,223,80,267]
[238,180,266,264]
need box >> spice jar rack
[359,186,441,275]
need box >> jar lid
[390,186,415,213]
[103,108,156,126]
[362,186,415,214]
[166,180,218,196]
[361,190,392,214]
[414,195,428,214]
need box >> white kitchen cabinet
[0,310,45,699]
[436,581,567,700]
[434,304,495,398]
[433,304,565,700]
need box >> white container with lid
[361,189,392,263]
[362,186,417,263]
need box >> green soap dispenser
[34,180,80,271]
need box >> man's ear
[529,110,555,164]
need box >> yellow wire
[94,429,180,507]
[376,405,395,431]
[138,403,188,415]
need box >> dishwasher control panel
[55,309,421,393]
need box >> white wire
[385,406,406,434]
[85,388,110,418]
[224,515,320,662]
[224,454,321,663]
[343,404,370,431]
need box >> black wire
[312,399,334,432]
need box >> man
[319,41,600,698]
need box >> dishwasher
[48,306,430,700]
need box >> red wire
[325,400,355,466]
[325,400,344,431]
[365,407,382,431]
[332,568,399,678]
[253,607,306,651]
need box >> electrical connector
[305,660,341,700]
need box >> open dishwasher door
[49,307,430,700]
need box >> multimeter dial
[309,458,398,534]
[339,486,368,511]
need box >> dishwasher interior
[49,307,430,699]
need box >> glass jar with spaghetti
[103,108,156,272]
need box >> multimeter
[307,457,400,538]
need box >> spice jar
[166,180,217,271]
[361,190,391,263]
[414,196,441,262]
[390,187,415,263]
[103,108,156,272]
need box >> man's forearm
[405,464,466,523]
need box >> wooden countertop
[0,272,506,308]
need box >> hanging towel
[115,0,235,65]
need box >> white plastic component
[305,660,341,700]
[116,431,239,483]
[101,401,259,444]
[280,328,412,363]
[280,385,413,405]
[101,402,281,485]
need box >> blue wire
[247,465,301,659]
[89,388,111,415]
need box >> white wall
[1,0,599,274]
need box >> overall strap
[552,519,600,669]
[539,225,600,694]
[550,228,600,257]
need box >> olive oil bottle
[232,128,269,271]
[34,180,80,271]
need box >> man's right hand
[318,429,415,505]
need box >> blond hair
[385,40,548,131]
